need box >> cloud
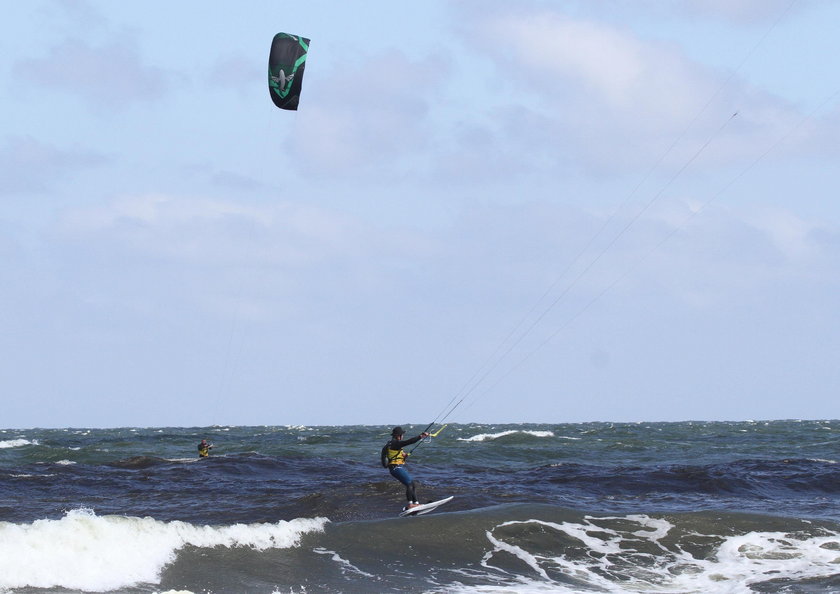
[210,170,270,192]
[13,37,172,109]
[12,183,840,424]
[61,193,327,264]
[742,206,832,262]
[449,6,822,179]
[210,54,262,93]
[57,192,435,318]
[0,136,106,195]
[539,0,819,25]
[285,49,445,179]
[50,0,108,29]
[613,196,840,312]
[669,0,815,24]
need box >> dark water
[1,421,839,592]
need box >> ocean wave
[0,508,328,591]
[459,430,555,442]
[245,504,840,593]
[334,505,840,593]
[106,455,199,469]
[107,455,170,469]
[0,438,38,448]
[468,512,840,593]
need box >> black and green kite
[268,32,310,111]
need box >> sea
[1,420,839,593]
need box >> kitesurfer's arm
[391,433,429,448]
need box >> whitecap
[478,515,840,592]
[459,430,555,442]
[0,508,328,591]
[0,439,38,449]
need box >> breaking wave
[0,508,328,591]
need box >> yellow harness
[385,446,408,465]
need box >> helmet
[391,426,404,437]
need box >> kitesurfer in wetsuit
[197,439,213,458]
[381,426,429,510]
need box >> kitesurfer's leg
[389,465,418,504]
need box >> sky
[1,0,838,428]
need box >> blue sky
[1,0,838,428]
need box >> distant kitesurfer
[197,439,213,458]
[381,426,429,510]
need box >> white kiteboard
[399,496,454,517]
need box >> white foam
[459,430,555,442]
[592,514,673,544]
[0,508,328,591]
[476,515,840,593]
[0,438,38,448]
[313,547,376,578]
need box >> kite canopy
[268,32,310,111]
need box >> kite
[268,32,310,110]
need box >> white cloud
[286,50,444,178]
[671,0,811,24]
[485,14,684,111]
[56,193,437,320]
[0,136,106,195]
[13,37,172,108]
[561,0,818,25]
[618,197,840,312]
[743,207,824,261]
[456,6,821,178]
[210,54,261,92]
[473,9,715,119]
[61,193,356,265]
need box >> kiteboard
[399,496,454,517]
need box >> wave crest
[459,430,555,442]
[0,438,38,449]
[0,508,328,591]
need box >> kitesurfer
[197,439,213,458]
[381,426,429,510]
